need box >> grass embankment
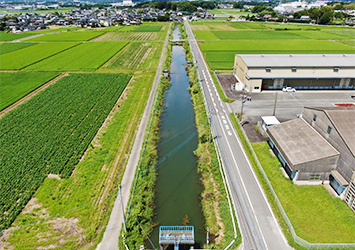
[117,23,174,250]
[229,114,355,249]
[181,23,241,249]
[2,72,155,249]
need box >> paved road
[184,19,291,250]
[97,23,171,250]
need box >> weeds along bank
[180,23,241,249]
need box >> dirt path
[0,73,68,119]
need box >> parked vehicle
[282,86,296,92]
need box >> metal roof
[267,118,340,168]
[246,72,355,79]
[261,116,280,125]
[330,170,349,186]
[237,54,355,68]
[305,107,355,158]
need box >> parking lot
[224,90,355,142]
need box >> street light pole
[119,185,127,232]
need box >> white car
[282,87,296,92]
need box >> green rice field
[0,43,36,55]
[133,25,162,32]
[0,72,59,111]
[212,30,306,40]
[0,42,79,70]
[27,31,105,41]
[0,31,34,41]
[27,42,128,70]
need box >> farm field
[133,25,162,32]
[0,42,79,70]
[0,43,35,55]
[3,72,155,249]
[0,31,35,41]
[0,72,59,111]
[27,42,128,70]
[93,31,158,41]
[26,30,105,41]
[0,73,131,231]
[103,42,164,71]
[0,22,169,250]
[192,21,355,70]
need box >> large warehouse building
[267,107,355,211]
[234,54,355,92]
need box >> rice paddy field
[0,42,79,70]
[190,21,355,70]
[0,72,59,111]
[27,42,128,70]
[0,43,35,55]
[26,31,106,41]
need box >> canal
[151,25,205,249]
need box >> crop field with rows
[0,73,130,231]
[93,31,157,41]
[27,31,106,41]
[0,42,79,70]
[0,43,36,55]
[0,72,59,111]
[104,42,163,70]
[27,42,128,70]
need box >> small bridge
[159,226,194,250]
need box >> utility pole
[119,185,127,232]
[273,91,278,116]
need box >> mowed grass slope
[252,142,355,243]
[0,72,59,111]
[27,42,128,70]
[27,31,106,41]
[0,42,79,70]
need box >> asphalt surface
[230,90,355,124]
[96,23,171,250]
[185,19,291,250]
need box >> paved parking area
[224,90,355,142]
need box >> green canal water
[151,27,205,249]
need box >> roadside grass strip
[0,42,79,70]
[133,25,162,32]
[27,42,128,70]
[0,43,36,55]
[0,73,130,232]
[0,31,34,41]
[252,142,355,244]
[0,72,59,111]
[26,31,106,41]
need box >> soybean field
[0,73,130,231]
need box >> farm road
[96,23,172,250]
